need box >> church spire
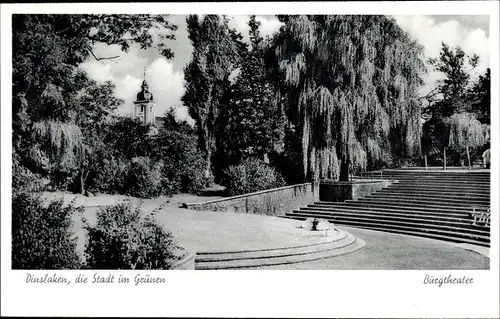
[141,66,148,88]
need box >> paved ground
[54,191,489,270]
[73,202,337,254]
[260,226,490,270]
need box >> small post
[424,155,428,170]
[443,147,447,171]
[466,146,471,171]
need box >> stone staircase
[195,228,365,270]
[285,169,491,247]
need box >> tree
[422,43,483,166]
[182,14,244,179]
[12,14,177,189]
[448,113,488,170]
[154,109,208,194]
[103,117,154,160]
[424,43,479,118]
[469,68,490,124]
[269,15,426,181]
[223,15,285,164]
[75,76,123,194]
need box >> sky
[79,15,490,123]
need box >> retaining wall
[319,180,393,202]
[183,182,319,216]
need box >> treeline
[12,14,211,199]
[422,43,490,168]
[183,15,491,185]
[184,15,427,186]
[13,14,491,198]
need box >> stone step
[347,199,489,210]
[384,186,490,193]
[315,200,489,212]
[377,189,490,198]
[289,210,490,236]
[196,230,350,263]
[285,214,490,246]
[365,194,490,205]
[379,174,490,179]
[311,202,487,216]
[378,170,490,175]
[195,232,365,270]
[306,204,483,220]
[387,180,490,187]
[381,189,489,198]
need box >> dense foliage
[267,15,426,181]
[221,16,285,163]
[221,158,286,196]
[182,14,245,179]
[13,14,177,188]
[155,110,211,194]
[12,192,82,269]
[84,203,181,269]
[422,43,490,166]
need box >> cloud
[146,57,186,119]
[257,15,284,38]
[228,15,283,42]
[79,15,490,126]
[79,43,189,123]
[394,15,490,95]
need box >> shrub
[12,192,81,269]
[156,127,210,195]
[92,156,128,194]
[178,146,212,194]
[84,203,181,269]
[222,158,286,196]
[12,165,46,194]
[124,156,163,199]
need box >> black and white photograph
[1,2,499,318]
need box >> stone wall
[183,182,319,216]
[319,180,393,202]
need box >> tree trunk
[80,170,86,195]
[466,146,471,171]
[339,155,350,181]
[443,148,447,171]
[205,150,212,179]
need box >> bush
[12,165,46,194]
[92,156,128,194]
[12,192,81,269]
[84,203,181,269]
[124,156,163,199]
[222,158,286,196]
[156,126,210,195]
[178,147,212,194]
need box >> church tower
[133,68,155,126]
[133,68,158,136]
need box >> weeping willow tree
[448,113,488,170]
[26,82,85,189]
[269,15,426,181]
